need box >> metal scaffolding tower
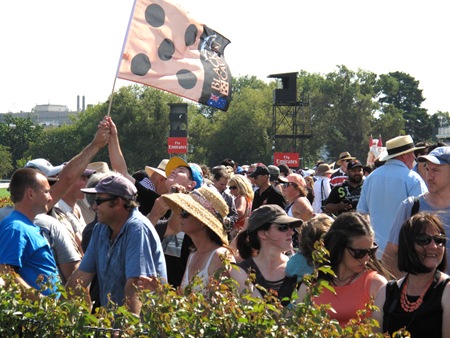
[269,73,312,160]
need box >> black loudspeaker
[268,72,297,104]
[168,103,188,137]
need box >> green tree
[310,66,378,163]
[206,82,273,166]
[0,115,44,173]
[0,144,13,178]
[378,71,432,140]
[26,124,80,166]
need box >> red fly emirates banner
[273,152,299,168]
[168,137,188,154]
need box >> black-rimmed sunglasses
[180,210,191,219]
[275,224,297,232]
[281,182,298,188]
[347,244,378,259]
[94,196,117,206]
[415,234,446,247]
[229,186,237,190]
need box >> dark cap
[268,165,280,181]
[81,175,137,200]
[249,165,270,178]
[347,160,363,171]
[247,205,303,233]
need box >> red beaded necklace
[400,274,434,312]
[333,272,360,286]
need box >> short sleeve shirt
[79,208,167,306]
[0,210,59,295]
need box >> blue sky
[1,0,448,115]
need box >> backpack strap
[411,197,420,217]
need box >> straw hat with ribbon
[380,135,424,161]
[162,187,229,244]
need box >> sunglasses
[229,186,237,190]
[347,244,378,259]
[415,234,446,247]
[274,224,296,232]
[94,196,117,206]
[180,210,191,219]
[281,182,298,188]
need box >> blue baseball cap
[165,156,203,190]
[417,146,450,165]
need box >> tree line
[1,65,449,179]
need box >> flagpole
[107,0,139,116]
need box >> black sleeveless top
[383,271,450,337]
[238,258,297,307]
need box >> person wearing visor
[232,204,303,306]
[297,212,390,326]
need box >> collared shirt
[357,159,428,253]
[0,210,59,295]
[79,208,167,307]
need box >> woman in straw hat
[231,204,303,306]
[143,187,235,291]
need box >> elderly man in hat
[324,160,364,216]
[382,146,450,277]
[330,151,356,187]
[312,163,333,214]
[66,175,167,315]
[357,135,428,256]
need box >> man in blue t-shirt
[66,175,167,315]
[0,168,59,298]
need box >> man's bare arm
[49,125,110,209]
[102,116,136,184]
[125,277,142,315]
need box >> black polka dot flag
[117,0,232,111]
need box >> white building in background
[0,96,89,127]
[437,126,450,144]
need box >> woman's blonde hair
[228,175,254,200]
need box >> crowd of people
[1,115,450,336]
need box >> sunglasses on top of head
[415,234,446,247]
[347,244,378,259]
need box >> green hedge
[0,245,409,337]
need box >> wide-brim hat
[336,152,356,165]
[145,159,169,179]
[87,162,110,174]
[162,187,229,245]
[380,135,425,161]
[247,204,303,233]
[315,163,333,176]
